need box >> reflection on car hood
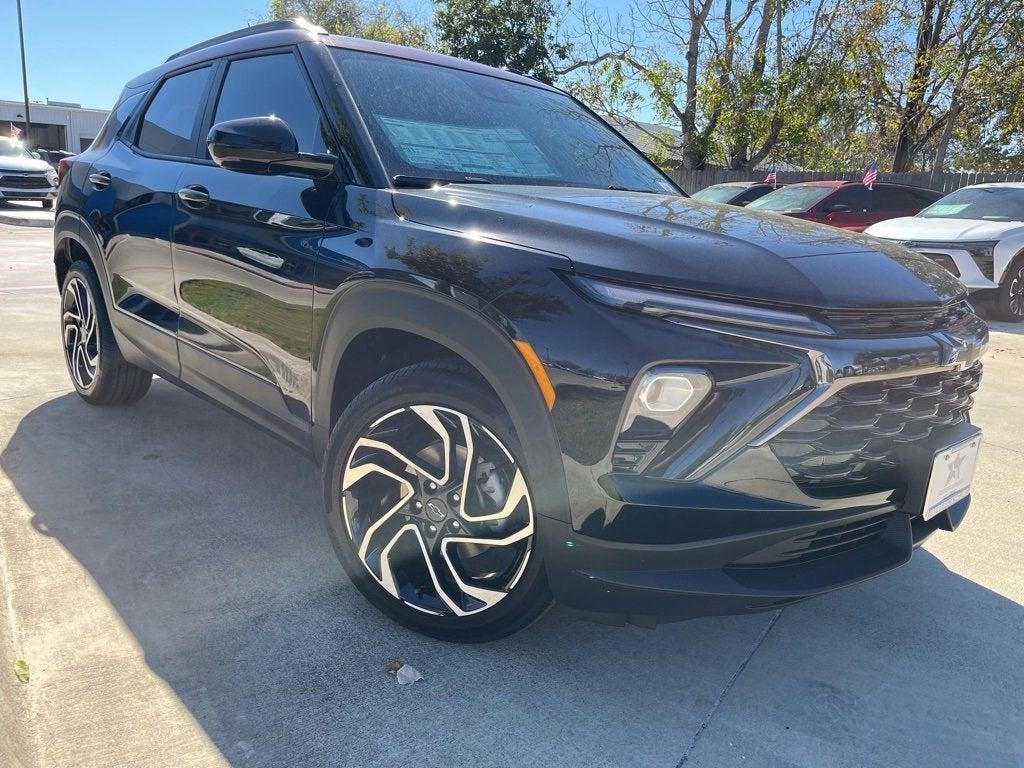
[866,216,1024,242]
[0,156,52,173]
[392,185,966,310]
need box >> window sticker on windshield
[927,203,971,215]
[378,117,556,177]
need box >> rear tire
[992,258,1024,322]
[323,360,551,642]
[60,261,152,405]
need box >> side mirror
[31,151,41,160]
[826,203,851,214]
[207,117,335,178]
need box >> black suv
[55,20,988,642]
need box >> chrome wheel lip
[340,404,534,618]
[61,275,99,392]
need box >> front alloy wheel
[324,361,550,641]
[1000,262,1024,321]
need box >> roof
[129,19,554,93]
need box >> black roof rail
[165,18,328,62]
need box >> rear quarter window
[136,67,213,158]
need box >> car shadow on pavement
[2,383,1022,768]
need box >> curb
[0,213,53,229]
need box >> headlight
[567,274,834,336]
[45,169,58,185]
[622,367,713,435]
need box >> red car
[746,180,942,232]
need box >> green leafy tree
[268,0,431,48]
[433,0,570,84]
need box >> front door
[171,49,342,448]
[821,185,875,231]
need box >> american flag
[863,162,878,190]
[764,166,777,186]
[9,123,22,139]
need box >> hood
[866,215,1024,242]
[392,185,966,310]
[0,155,52,173]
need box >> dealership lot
[1,224,1022,767]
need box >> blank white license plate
[923,435,982,520]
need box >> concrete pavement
[1,224,1022,767]
[0,202,54,229]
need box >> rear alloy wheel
[994,260,1024,322]
[60,261,152,404]
[324,362,550,642]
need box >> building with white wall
[0,99,110,152]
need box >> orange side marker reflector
[513,339,556,410]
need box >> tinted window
[875,186,918,211]
[747,185,832,212]
[829,186,872,211]
[137,68,212,157]
[213,53,333,154]
[331,48,675,193]
[91,91,144,151]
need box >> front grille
[0,174,50,189]
[770,362,982,490]
[822,301,971,337]
[731,511,894,567]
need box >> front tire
[60,261,152,404]
[993,258,1024,322]
[323,361,551,642]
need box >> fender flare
[311,279,570,524]
[53,211,116,315]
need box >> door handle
[177,185,210,208]
[88,171,111,189]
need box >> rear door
[872,184,931,225]
[82,64,214,378]
[171,48,342,447]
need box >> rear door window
[875,186,917,211]
[136,67,213,157]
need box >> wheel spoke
[341,404,534,617]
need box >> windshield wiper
[392,174,493,188]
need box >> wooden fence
[667,167,1024,195]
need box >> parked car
[867,183,1024,321]
[0,137,58,209]
[691,181,781,206]
[55,19,988,642]
[747,180,942,231]
[36,149,76,171]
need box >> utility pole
[16,0,32,147]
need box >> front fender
[311,279,571,524]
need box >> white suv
[0,137,59,209]
[866,183,1024,321]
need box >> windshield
[0,140,32,159]
[331,49,677,193]
[747,185,833,212]
[692,185,745,203]
[920,186,1024,222]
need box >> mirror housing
[207,117,335,177]
[826,203,851,214]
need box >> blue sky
[0,0,631,110]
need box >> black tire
[60,261,152,405]
[323,360,551,642]
[41,199,53,210]
[992,258,1024,322]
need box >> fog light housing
[623,367,713,434]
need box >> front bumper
[539,289,988,623]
